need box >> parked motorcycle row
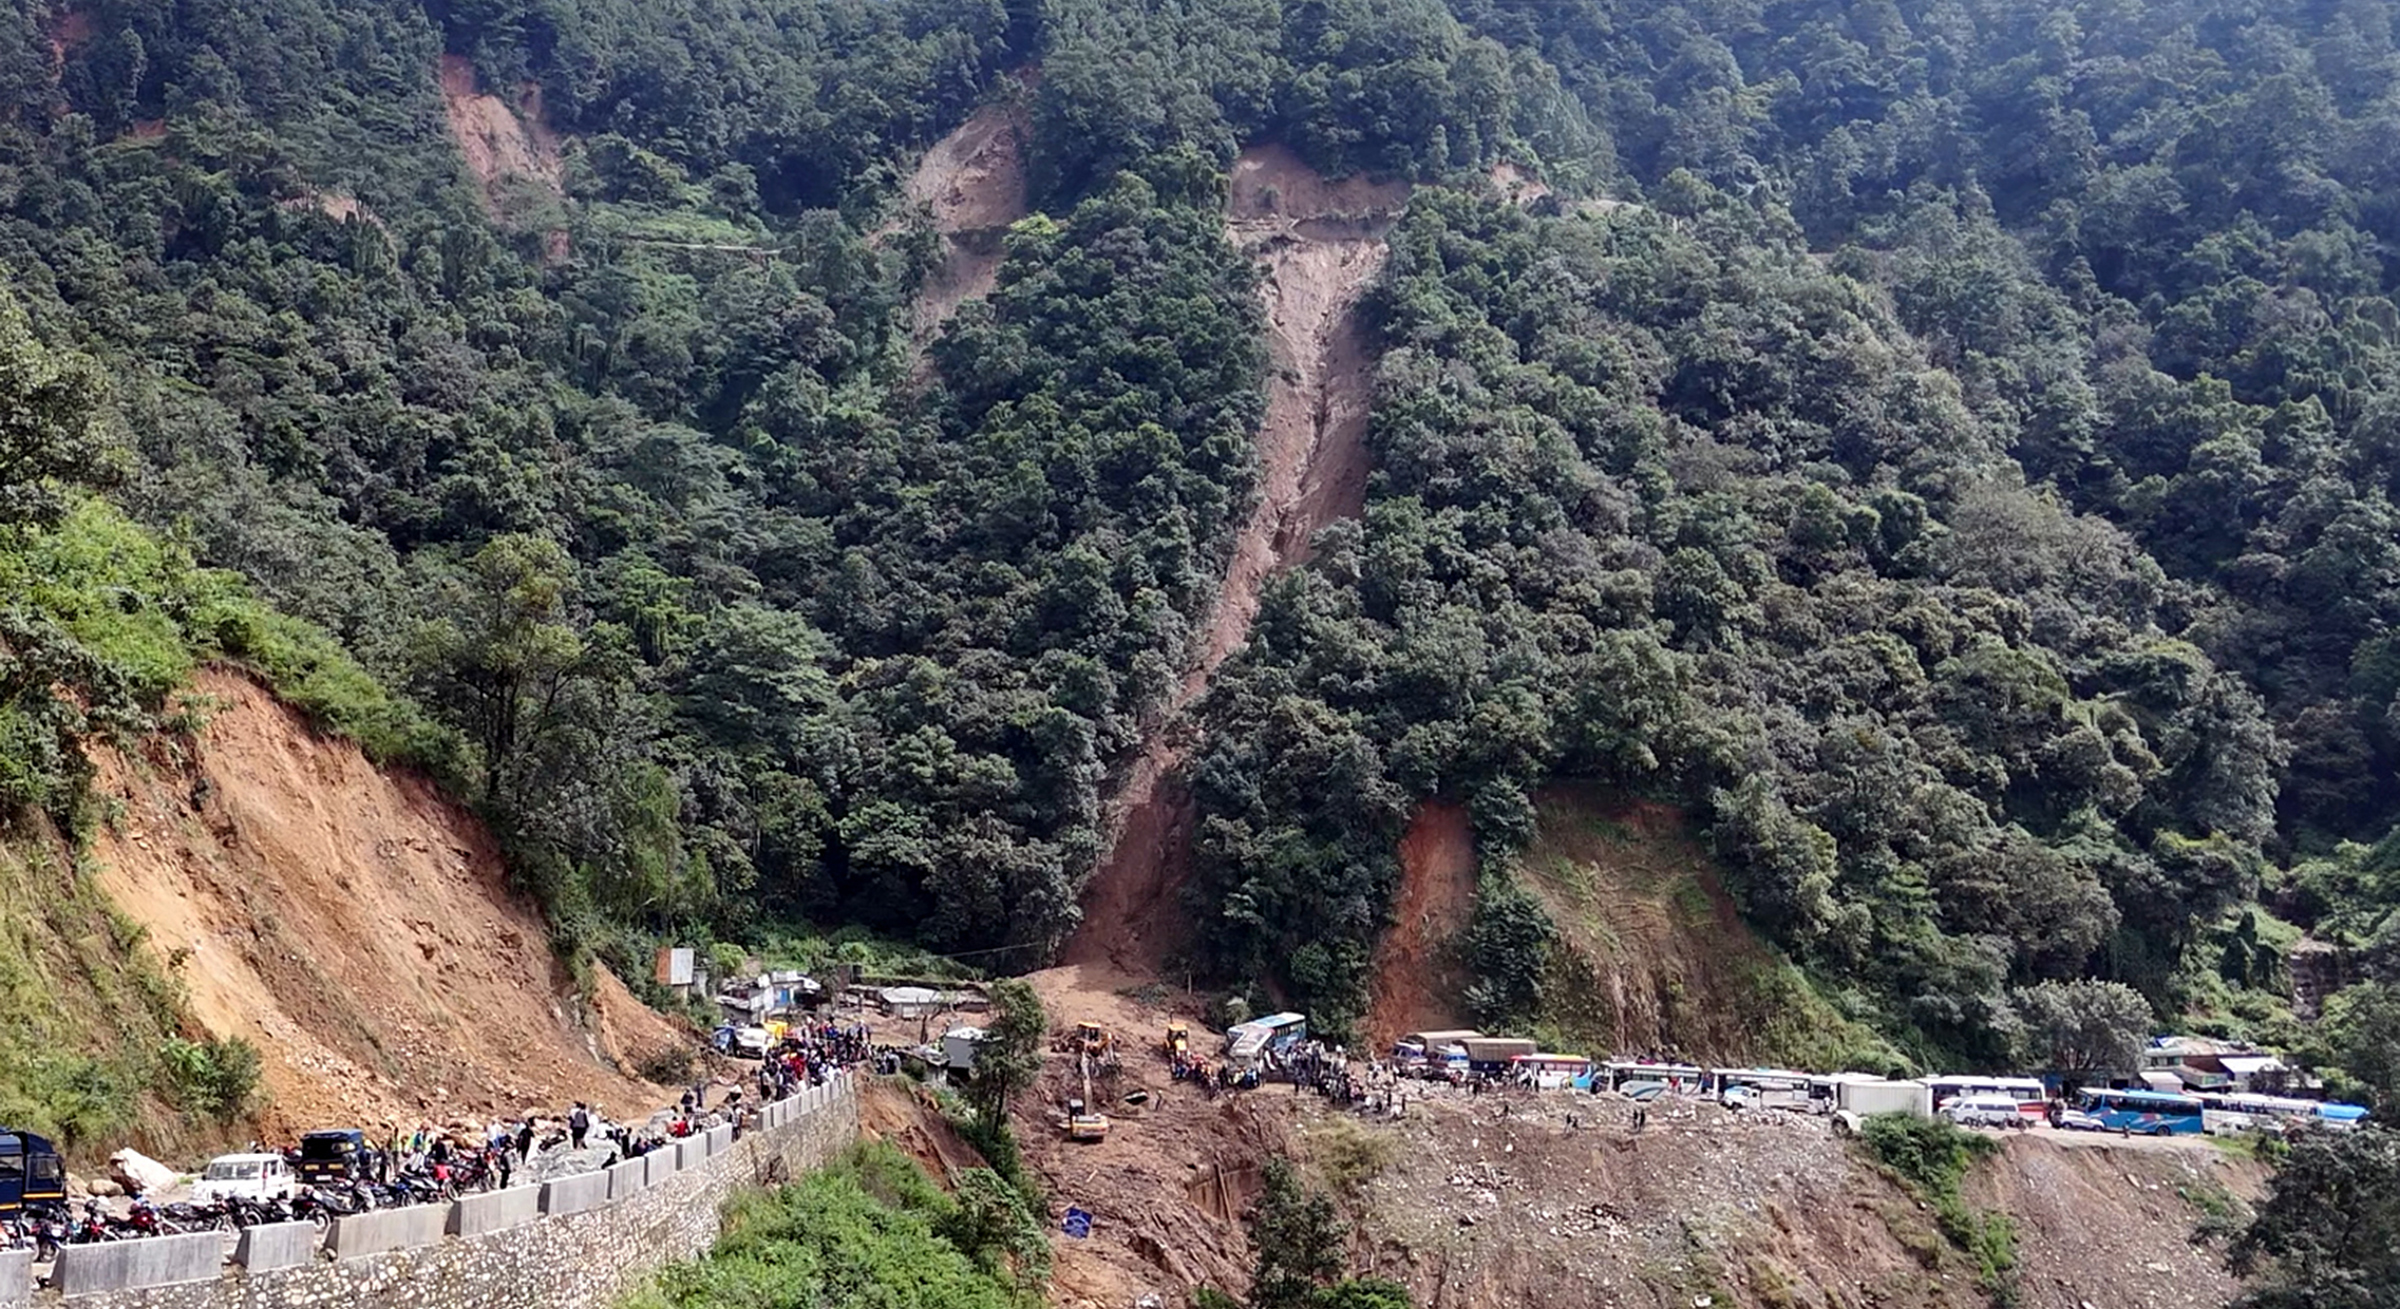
[1,1162,511,1260]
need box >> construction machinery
[1065,1051,1110,1142]
[1164,1020,1190,1060]
[1073,1020,1112,1058]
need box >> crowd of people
[1168,1039,1421,1117]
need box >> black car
[295,1130,373,1182]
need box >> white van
[1940,1094,2025,1129]
[192,1153,296,1204]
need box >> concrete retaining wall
[446,1185,539,1238]
[42,1077,859,1309]
[605,1159,645,1203]
[232,1223,318,1274]
[327,1204,448,1259]
[0,1250,32,1306]
[537,1171,607,1218]
[52,1233,222,1297]
[642,1149,678,1189]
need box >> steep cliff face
[84,668,680,1140]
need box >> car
[732,1026,772,1059]
[1940,1094,2026,1129]
[2054,1109,2109,1133]
[193,1153,296,1205]
[1720,1085,1759,1110]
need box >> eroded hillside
[995,977,2262,1309]
[85,669,682,1138]
[1063,144,1410,975]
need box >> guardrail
[11,1074,856,1301]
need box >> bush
[1858,1114,2016,1303]
[157,1036,264,1123]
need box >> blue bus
[2077,1088,2206,1135]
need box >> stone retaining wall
[30,1077,859,1309]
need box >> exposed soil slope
[901,96,1032,346]
[1353,1092,2264,1309]
[1364,800,1478,1048]
[1061,146,1408,974]
[86,668,674,1139]
[1509,784,1882,1067]
[994,984,2263,1309]
[439,54,563,217]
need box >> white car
[1720,1085,1759,1110]
[192,1153,295,1205]
[1940,1094,2026,1129]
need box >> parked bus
[2199,1092,2372,1134]
[2075,1087,2206,1136]
[1508,1053,1592,1090]
[1712,1068,1813,1109]
[1602,1060,1710,1095]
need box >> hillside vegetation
[2,0,2400,1088]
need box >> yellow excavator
[1164,1021,1189,1059]
[1066,1049,1110,1142]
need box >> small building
[878,986,945,1019]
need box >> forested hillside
[6,0,2400,1076]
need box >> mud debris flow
[1063,144,1407,974]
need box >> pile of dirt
[439,54,563,217]
[86,668,678,1141]
[1362,801,1478,1048]
[1061,145,1410,974]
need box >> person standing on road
[569,1102,591,1150]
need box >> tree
[2008,979,2152,1077]
[964,979,1045,1123]
[1247,1159,1346,1309]
[405,534,591,806]
[2320,983,2400,1114]
[2228,1126,2400,1309]
[0,290,115,531]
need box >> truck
[0,1129,66,1213]
[1833,1078,1932,1122]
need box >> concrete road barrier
[644,1148,678,1188]
[0,1248,32,1306]
[328,1204,448,1260]
[706,1124,733,1155]
[607,1157,647,1202]
[447,1184,540,1238]
[677,1137,708,1170]
[53,1232,224,1297]
[233,1221,320,1273]
[539,1170,608,1218]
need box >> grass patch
[628,1140,1041,1309]
[1858,1114,2017,1305]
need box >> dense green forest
[6,0,2400,1075]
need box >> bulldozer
[1073,1020,1112,1058]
